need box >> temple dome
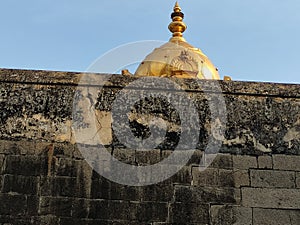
[134,2,220,80]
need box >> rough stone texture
[250,169,296,188]
[241,187,300,209]
[1,69,300,155]
[253,208,300,225]
[210,205,252,225]
[273,155,300,171]
[0,69,300,224]
[232,155,257,170]
[233,169,250,188]
[297,172,300,188]
[258,155,273,169]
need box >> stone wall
[0,68,299,224]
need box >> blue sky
[1,0,300,83]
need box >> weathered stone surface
[0,140,36,155]
[241,187,300,209]
[174,185,239,204]
[250,169,296,188]
[0,69,300,155]
[232,155,257,170]
[169,202,210,224]
[273,155,300,171]
[135,149,161,165]
[210,205,252,225]
[0,194,27,216]
[40,197,89,218]
[3,155,47,176]
[40,175,91,198]
[0,69,300,224]
[258,155,273,169]
[233,169,250,187]
[89,200,168,222]
[1,175,39,195]
[253,208,300,225]
[208,154,233,169]
[192,167,236,188]
[192,167,219,187]
[0,155,4,174]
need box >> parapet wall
[0,68,299,225]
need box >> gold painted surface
[135,2,220,80]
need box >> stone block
[55,158,91,178]
[0,154,4,173]
[17,141,37,155]
[39,197,73,217]
[210,205,252,225]
[90,176,112,199]
[273,155,300,171]
[91,178,173,202]
[233,169,250,187]
[113,148,136,165]
[192,167,236,187]
[105,182,140,202]
[174,185,239,204]
[0,140,37,155]
[0,216,33,225]
[136,202,168,222]
[192,167,219,187]
[169,202,210,224]
[241,187,300,209]
[297,172,300,188]
[0,140,22,154]
[208,154,233,169]
[258,155,273,169]
[140,184,174,202]
[34,216,59,225]
[135,149,161,166]
[218,169,235,187]
[253,208,300,225]
[0,194,27,215]
[40,176,90,198]
[166,165,192,185]
[89,200,163,221]
[1,175,39,195]
[39,197,89,219]
[233,155,257,170]
[0,176,2,190]
[27,195,39,216]
[250,169,296,188]
[160,150,202,166]
[88,200,109,220]
[3,155,47,176]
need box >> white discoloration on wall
[95,111,113,145]
[224,129,272,153]
[283,118,300,147]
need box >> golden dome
[134,2,220,80]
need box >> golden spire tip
[168,2,187,38]
[174,1,181,12]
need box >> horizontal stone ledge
[241,187,300,209]
[1,68,300,98]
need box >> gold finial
[174,1,181,12]
[168,2,187,38]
